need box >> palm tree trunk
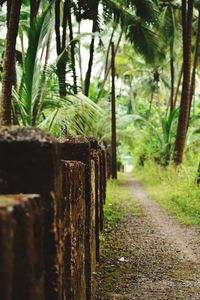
[170,56,175,113]
[84,22,97,97]
[66,0,77,94]
[188,9,200,124]
[55,0,67,97]
[173,64,183,109]
[104,26,116,76]
[148,91,154,120]
[78,22,84,90]
[166,55,175,117]
[0,0,22,126]
[97,31,123,99]
[55,0,61,55]
[174,0,194,165]
[111,42,117,179]
[7,0,17,89]
[30,0,41,25]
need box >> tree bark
[111,42,117,179]
[66,0,77,94]
[170,56,175,113]
[148,91,154,120]
[0,0,22,125]
[55,0,68,97]
[188,9,200,124]
[30,0,41,25]
[78,22,84,90]
[97,31,123,100]
[7,0,17,89]
[104,26,116,76]
[174,0,194,165]
[55,0,61,55]
[173,64,183,109]
[84,22,97,97]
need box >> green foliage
[104,173,142,226]
[13,5,52,126]
[135,160,200,225]
[102,0,161,63]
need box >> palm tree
[74,0,101,96]
[159,1,181,113]
[188,3,200,123]
[0,0,23,125]
[66,0,77,94]
[174,0,194,165]
[55,0,68,96]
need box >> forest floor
[96,174,200,300]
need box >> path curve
[132,178,200,263]
[97,176,200,300]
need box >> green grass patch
[134,161,200,225]
[104,173,143,226]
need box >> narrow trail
[96,176,200,300]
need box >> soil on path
[96,176,200,300]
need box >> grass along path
[96,173,200,300]
[134,162,200,225]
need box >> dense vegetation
[0,1,199,186]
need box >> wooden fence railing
[0,127,107,300]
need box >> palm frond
[18,4,52,125]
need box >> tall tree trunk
[30,0,41,25]
[170,56,175,113]
[104,26,116,76]
[188,9,200,124]
[78,22,84,91]
[174,0,194,165]
[55,0,61,55]
[66,0,77,94]
[84,21,97,97]
[97,31,123,99]
[166,54,175,117]
[0,0,22,125]
[55,0,68,97]
[7,0,17,89]
[173,64,183,109]
[148,91,154,120]
[111,42,117,179]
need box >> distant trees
[0,0,199,174]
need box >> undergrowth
[104,173,142,226]
[134,161,200,225]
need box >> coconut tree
[189,2,200,123]
[83,0,100,96]
[159,1,181,113]
[55,0,68,96]
[0,0,23,125]
[174,0,194,165]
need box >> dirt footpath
[96,176,200,300]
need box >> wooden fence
[0,127,107,300]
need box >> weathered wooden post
[0,127,63,300]
[59,137,96,300]
[62,160,86,300]
[0,194,45,300]
[98,146,107,231]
